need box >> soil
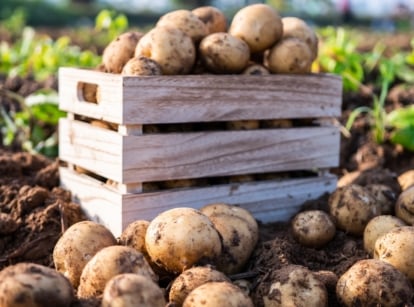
[0,36,414,306]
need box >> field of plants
[0,5,414,307]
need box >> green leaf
[387,106,414,129]
[390,127,414,151]
[345,106,372,130]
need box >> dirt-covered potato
[53,220,117,288]
[156,9,208,43]
[169,266,230,306]
[281,17,318,60]
[199,32,250,74]
[119,220,150,254]
[262,265,328,307]
[102,273,166,307]
[77,245,157,298]
[192,6,227,34]
[265,37,313,74]
[102,31,143,73]
[228,3,283,53]
[145,207,222,274]
[135,26,196,75]
[328,184,381,236]
[363,215,406,255]
[242,63,270,75]
[121,56,162,76]
[398,169,414,191]
[366,183,396,215]
[374,226,414,282]
[291,210,336,248]
[183,281,254,307]
[395,185,414,225]
[336,259,413,306]
[0,263,74,307]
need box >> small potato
[242,63,270,75]
[395,185,414,225]
[183,281,254,307]
[366,183,396,215]
[263,265,328,307]
[291,210,336,248]
[374,226,414,282]
[0,263,74,307]
[328,184,381,236]
[78,245,157,298]
[102,273,165,307]
[156,9,208,43]
[228,3,283,53]
[53,220,117,288]
[135,26,196,75]
[336,259,413,307]
[192,6,227,34]
[169,266,230,306]
[119,220,150,255]
[199,32,250,74]
[121,56,162,76]
[266,37,313,74]
[145,207,222,274]
[102,31,143,74]
[398,169,414,191]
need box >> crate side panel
[59,118,123,181]
[123,127,340,182]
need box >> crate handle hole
[77,82,100,104]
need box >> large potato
[53,220,117,288]
[228,3,283,53]
[192,6,227,34]
[336,259,413,306]
[145,207,222,274]
[135,26,196,75]
[0,263,74,307]
[395,185,414,225]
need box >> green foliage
[95,9,129,41]
[387,105,414,151]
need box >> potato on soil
[228,3,283,53]
[291,210,336,248]
[183,281,254,307]
[169,266,230,307]
[135,26,196,75]
[395,185,414,225]
[363,215,405,255]
[398,169,414,191]
[265,37,313,74]
[102,31,143,74]
[366,183,396,215]
[121,56,162,76]
[102,273,165,307]
[77,245,157,298]
[145,207,222,274]
[191,6,227,34]
[328,184,381,236]
[336,259,413,307]
[262,265,328,307]
[198,32,250,74]
[374,226,414,282]
[0,262,74,307]
[53,220,117,288]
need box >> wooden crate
[58,67,342,236]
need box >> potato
[395,185,414,225]
[183,281,254,307]
[265,37,313,74]
[77,245,157,298]
[145,207,222,274]
[242,63,270,75]
[192,6,227,34]
[336,259,413,306]
[119,220,150,255]
[374,226,414,282]
[169,266,230,306]
[363,215,406,255]
[263,265,328,307]
[328,184,381,236]
[281,17,318,60]
[398,169,414,191]
[81,64,106,103]
[291,210,336,248]
[121,56,162,76]
[102,273,165,307]
[0,263,74,307]
[135,26,196,75]
[53,220,117,288]
[233,279,252,296]
[261,119,293,128]
[226,120,259,130]
[228,4,283,53]
[156,9,208,43]
[199,32,250,74]
[366,183,396,215]
[102,31,143,74]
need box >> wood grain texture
[59,118,340,183]
[60,166,337,236]
[59,67,342,125]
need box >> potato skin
[121,56,162,76]
[336,259,413,307]
[398,169,414,191]
[192,6,227,34]
[395,185,414,225]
